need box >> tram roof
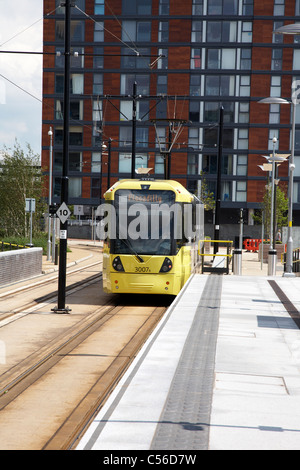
[104,179,195,202]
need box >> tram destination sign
[56,202,71,224]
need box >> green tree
[0,141,46,238]
[252,184,288,240]
[200,172,215,211]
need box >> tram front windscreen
[112,189,177,256]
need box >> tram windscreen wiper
[118,231,144,263]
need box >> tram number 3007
[135,266,151,273]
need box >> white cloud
[0,0,43,154]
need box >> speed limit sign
[56,202,71,224]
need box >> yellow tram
[99,178,204,295]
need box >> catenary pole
[52,0,72,313]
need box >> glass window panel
[137,22,151,41]
[222,49,236,69]
[207,0,222,15]
[207,22,222,42]
[69,178,82,198]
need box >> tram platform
[77,270,300,451]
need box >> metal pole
[47,127,53,261]
[131,81,137,179]
[214,106,223,254]
[167,124,172,179]
[270,137,276,250]
[53,0,71,313]
[284,100,296,276]
[107,138,111,190]
[273,161,278,248]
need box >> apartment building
[42,0,300,224]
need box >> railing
[198,240,233,274]
[282,248,300,273]
[0,241,29,251]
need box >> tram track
[0,279,169,449]
[0,260,103,322]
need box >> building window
[238,102,249,123]
[236,181,247,202]
[120,74,150,95]
[94,22,104,42]
[123,0,152,15]
[93,74,103,95]
[155,155,164,174]
[158,21,169,42]
[155,127,166,150]
[55,0,85,14]
[120,100,149,121]
[159,0,169,15]
[241,22,252,43]
[54,152,82,173]
[56,47,84,68]
[122,48,151,69]
[119,153,148,172]
[157,75,168,94]
[237,128,248,149]
[191,49,201,69]
[269,104,280,124]
[187,154,199,175]
[69,178,82,198]
[95,0,105,15]
[271,49,282,71]
[207,0,238,16]
[239,75,250,96]
[192,0,203,15]
[273,0,284,16]
[55,126,83,146]
[237,155,247,176]
[91,178,100,198]
[205,75,235,96]
[55,74,84,94]
[93,100,103,123]
[92,152,101,173]
[122,21,151,42]
[206,48,236,69]
[55,20,85,42]
[191,21,202,42]
[188,128,200,148]
[189,101,200,122]
[55,100,83,120]
[206,21,237,43]
[190,75,201,96]
[273,21,284,44]
[202,101,235,123]
[270,75,281,97]
[240,48,251,69]
[268,129,279,151]
[94,47,104,69]
[157,49,168,69]
[242,0,253,15]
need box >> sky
[0,1,43,156]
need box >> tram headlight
[112,256,124,272]
[160,257,172,272]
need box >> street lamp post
[47,127,53,261]
[273,23,300,275]
[258,97,290,275]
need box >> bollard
[233,249,242,275]
[268,249,277,276]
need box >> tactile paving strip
[150,275,222,450]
